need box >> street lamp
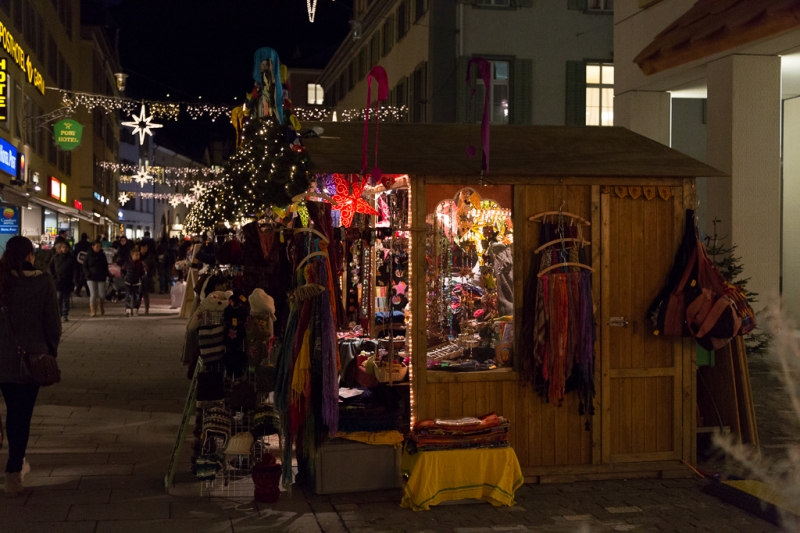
[114,72,129,92]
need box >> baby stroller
[105,251,127,302]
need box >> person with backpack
[83,241,109,317]
[122,248,146,317]
[47,243,76,322]
[72,233,91,297]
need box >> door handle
[609,317,637,333]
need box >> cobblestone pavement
[0,296,788,532]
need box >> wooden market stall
[303,122,725,483]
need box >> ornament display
[330,175,378,228]
[121,104,163,144]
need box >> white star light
[182,195,196,207]
[132,168,154,188]
[307,0,317,22]
[169,196,182,208]
[118,193,131,206]
[190,181,207,198]
[121,104,163,144]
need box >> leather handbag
[1,305,61,387]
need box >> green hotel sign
[54,119,83,151]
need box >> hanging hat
[202,407,232,443]
[252,404,281,437]
[194,454,224,480]
[229,381,257,410]
[224,432,254,456]
[249,289,276,317]
[196,371,224,402]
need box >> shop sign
[49,176,60,200]
[14,152,24,185]
[73,199,82,210]
[53,119,83,151]
[0,21,45,95]
[0,205,18,234]
[0,137,17,178]
[60,182,67,203]
[0,59,7,124]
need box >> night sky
[107,0,353,159]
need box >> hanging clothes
[521,219,596,427]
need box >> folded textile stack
[410,412,510,452]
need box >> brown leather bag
[1,305,61,387]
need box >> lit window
[307,83,324,106]
[586,0,613,10]
[475,60,510,125]
[586,62,614,126]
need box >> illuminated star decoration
[118,192,131,206]
[121,103,163,144]
[307,0,317,22]
[132,167,154,188]
[330,174,378,228]
[182,195,196,207]
[169,196,182,208]
[190,181,207,198]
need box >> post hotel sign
[54,119,82,150]
[0,21,45,95]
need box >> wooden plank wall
[413,178,696,475]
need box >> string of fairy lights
[118,191,198,208]
[53,88,408,124]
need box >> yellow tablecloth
[401,447,524,511]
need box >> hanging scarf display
[273,204,340,487]
[522,220,596,427]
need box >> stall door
[600,186,693,464]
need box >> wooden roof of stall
[302,122,725,178]
[635,0,800,75]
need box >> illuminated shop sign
[73,199,82,210]
[0,21,45,94]
[49,177,60,200]
[0,137,17,177]
[0,58,6,124]
[60,182,67,203]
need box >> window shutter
[568,0,588,10]
[565,60,586,126]
[456,56,471,123]
[512,58,533,125]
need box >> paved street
[0,295,787,532]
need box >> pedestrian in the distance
[139,243,157,316]
[122,248,145,317]
[72,233,91,297]
[114,236,133,267]
[0,236,61,497]
[83,241,109,317]
[47,242,75,322]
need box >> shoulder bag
[0,305,61,386]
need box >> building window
[370,32,380,67]
[476,0,511,6]
[397,2,407,40]
[307,83,324,106]
[382,16,394,56]
[358,46,368,80]
[586,0,613,11]
[474,60,510,124]
[585,62,614,126]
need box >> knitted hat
[229,381,257,410]
[252,404,281,437]
[248,289,276,316]
[202,407,232,442]
[194,454,223,480]
[229,289,248,307]
[196,371,224,402]
[224,432,254,456]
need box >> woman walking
[0,236,61,497]
[47,242,76,322]
[83,241,109,317]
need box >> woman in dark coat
[139,243,157,315]
[83,241,109,317]
[0,236,61,497]
[47,242,76,322]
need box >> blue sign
[0,206,19,234]
[0,138,17,178]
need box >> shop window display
[425,186,514,372]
